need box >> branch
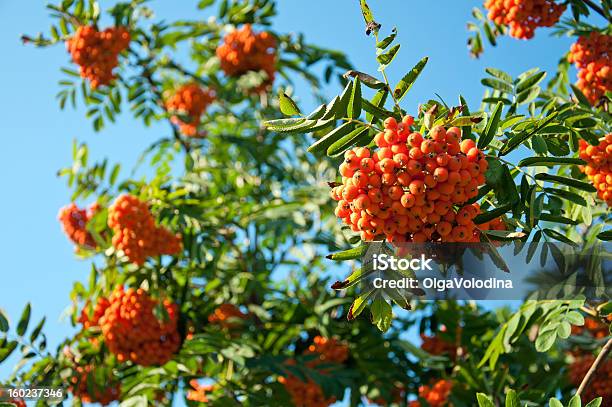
[576,337,612,398]
[47,6,83,27]
[165,61,207,87]
[140,64,192,153]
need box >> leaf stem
[340,117,383,132]
[373,32,402,113]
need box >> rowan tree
[0,0,610,406]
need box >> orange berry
[393,153,410,166]
[452,226,469,241]
[460,139,476,154]
[436,221,452,236]
[433,167,449,183]
[467,147,481,162]
[409,180,426,195]
[397,171,412,186]
[402,115,415,126]
[430,125,447,142]
[421,140,436,154]
[408,132,423,147]
[401,193,416,208]
[353,171,369,188]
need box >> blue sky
[0,0,603,402]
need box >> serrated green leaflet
[535,173,597,192]
[326,244,367,261]
[516,71,546,94]
[376,27,397,49]
[393,56,428,102]
[518,157,585,167]
[473,204,512,224]
[348,78,362,119]
[478,101,503,149]
[327,126,369,157]
[278,91,301,116]
[499,112,558,156]
[307,122,354,154]
[377,44,400,69]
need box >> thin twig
[576,337,612,398]
[48,7,82,27]
[165,61,207,86]
[140,64,192,153]
[126,46,192,153]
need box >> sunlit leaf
[278,91,301,116]
[16,303,31,337]
[393,57,428,102]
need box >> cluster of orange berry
[279,336,349,407]
[421,334,458,359]
[304,336,350,364]
[94,286,181,366]
[165,83,215,137]
[108,194,182,265]
[66,25,130,89]
[279,376,336,407]
[330,118,495,243]
[216,24,277,91]
[484,0,565,39]
[571,316,612,339]
[578,135,612,206]
[187,380,216,403]
[208,303,248,330]
[409,379,453,407]
[568,354,611,404]
[568,32,611,105]
[58,202,100,248]
[368,384,406,406]
[69,364,120,405]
